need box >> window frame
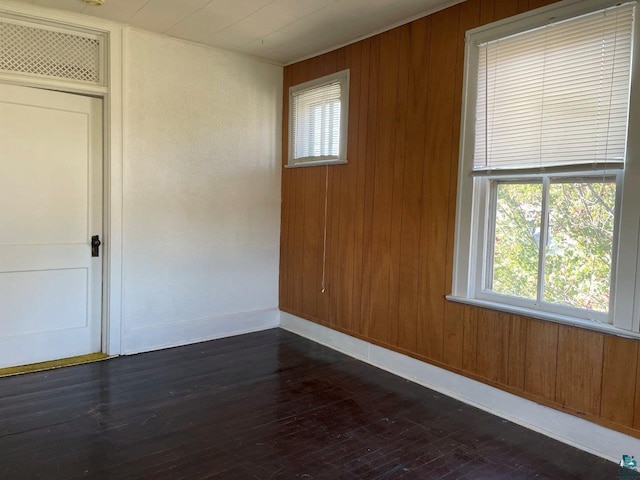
[476,173,620,324]
[287,69,350,168]
[450,0,640,336]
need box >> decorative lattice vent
[0,19,103,84]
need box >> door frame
[0,1,124,356]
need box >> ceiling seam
[128,0,155,21]
[160,0,217,35]
[198,0,277,44]
[231,0,342,50]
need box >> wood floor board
[0,329,620,479]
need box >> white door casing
[0,83,103,368]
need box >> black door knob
[91,235,101,257]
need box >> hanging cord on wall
[321,165,329,294]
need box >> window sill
[285,159,347,169]
[446,295,640,340]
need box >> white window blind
[291,81,342,162]
[474,2,635,173]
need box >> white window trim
[286,69,349,168]
[450,0,640,335]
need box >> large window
[288,70,349,167]
[451,0,640,334]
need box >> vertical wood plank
[291,173,306,313]
[462,307,479,373]
[601,336,637,426]
[368,29,401,344]
[335,42,363,333]
[524,320,558,401]
[476,310,509,385]
[494,0,519,21]
[634,346,640,430]
[301,167,322,317]
[479,0,495,25]
[416,5,460,362]
[397,16,431,353]
[517,0,530,13]
[351,38,372,336]
[320,50,343,325]
[507,316,527,391]
[388,25,411,347]
[358,36,380,338]
[320,163,333,325]
[279,168,291,308]
[555,326,604,416]
[321,169,335,324]
[443,301,465,369]
[279,65,292,310]
[288,167,303,312]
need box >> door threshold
[0,353,111,378]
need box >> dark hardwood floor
[0,329,625,479]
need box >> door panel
[0,269,88,336]
[0,84,103,368]
[0,102,89,246]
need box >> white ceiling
[11,0,458,64]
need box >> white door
[0,84,103,369]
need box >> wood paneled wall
[279,0,640,438]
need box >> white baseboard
[123,308,279,355]
[280,311,639,464]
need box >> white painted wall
[122,30,283,353]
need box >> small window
[451,0,640,333]
[288,70,349,167]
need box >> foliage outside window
[451,0,640,333]
[490,178,616,315]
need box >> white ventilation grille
[0,19,103,85]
